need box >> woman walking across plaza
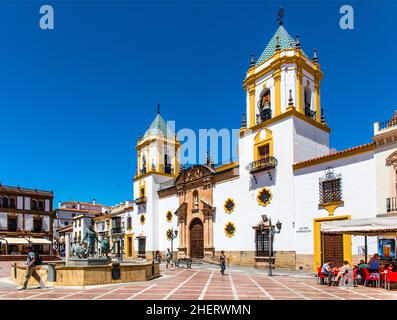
[220,250,226,275]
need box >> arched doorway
[189,218,204,259]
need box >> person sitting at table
[356,260,369,284]
[368,254,381,273]
[357,260,368,269]
[334,260,353,286]
[385,258,397,272]
[321,259,335,286]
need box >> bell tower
[134,105,180,180]
[242,20,325,129]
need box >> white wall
[158,194,179,251]
[293,151,377,255]
[374,142,397,215]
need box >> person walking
[17,245,45,290]
[220,250,226,275]
[154,250,163,264]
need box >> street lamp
[169,229,178,267]
[260,215,282,276]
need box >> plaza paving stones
[1,262,397,300]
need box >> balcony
[248,156,278,173]
[140,167,147,175]
[111,227,122,234]
[386,197,397,213]
[256,109,272,124]
[164,164,174,175]
[304,107,316,120]
[135,196,147,205]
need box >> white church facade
[125,22,397,271]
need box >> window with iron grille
[319,168,342,204]
[138,238,146,255]
[255,229,272,257]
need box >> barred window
[138,238,146,255]
[255,229,272,257]
[319,168,342,204]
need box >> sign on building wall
[296,227,311,233]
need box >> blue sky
[1,1,396,206]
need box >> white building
[125,21,397,270]
[54,200,110,248]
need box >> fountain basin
[12,260,160,286]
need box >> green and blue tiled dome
[256,24,306,65]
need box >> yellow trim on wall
[296,69,303,113]
[315,80,321,122]
[134,170,176,182]
[254,128,273,161]
[243,51,323,91]
[293,143,375,170]
[138,151,141,175]
[274,70,281,116]
[214,161,239,173]
[244,104,330,137]
[319,201,344,216]
[312,215,352,272]
[248,85,256,128]
[124,234,134,258]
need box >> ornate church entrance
[190,218,204,259]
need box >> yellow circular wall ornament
[166,228,173,241]
[224,222,236,238]
[166,210,173,223]
[140,214,146,225]
[257,187,272,207]
[224,198,236,214]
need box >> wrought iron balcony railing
[111,227,122,234]
[256,109,272,124]
[387,197,397,213]
[140,167,147,175]
[248,156,278,173]
[164,164,174,175]
[304,107,316,120]
[135,196,147,205]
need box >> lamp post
[170,229,178,267]
[260,215,282,277]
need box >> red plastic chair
[362,268,380,287]
[385,271,397,290]
[317,267,328,284]
[351,268,358,286]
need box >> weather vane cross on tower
[277,6,285,25]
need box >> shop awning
[0,237,52,245]
[321,217,397,236]
[0,237,29,245]
[29,238,52,245]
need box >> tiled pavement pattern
[1,262,397,300]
